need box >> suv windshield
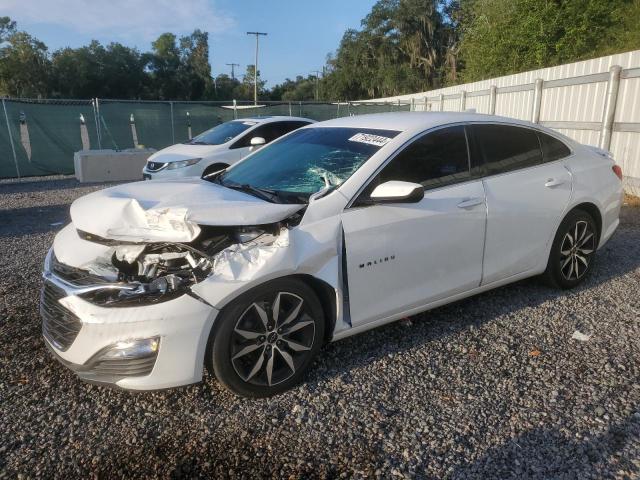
[216,127,400,200]
[185,120,256,145]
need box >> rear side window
[378,125,471,189]
[472,124,543,175]
[538,132,571,162]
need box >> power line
[225,63,240,80]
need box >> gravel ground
[1,177,639,479]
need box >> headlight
[166,158,202,170]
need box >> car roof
[235,115,315,124]
[310,111,537,135]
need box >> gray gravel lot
[1,176,639,479]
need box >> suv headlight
[167,158,202,170]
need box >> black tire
[542,209,598,289]
[208,278,325,397]
[201,163,229,178]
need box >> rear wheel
[208,278,324,397]
[543,209,598,289]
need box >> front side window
[538,132,571,162]
[472,124,543,175]
[186,120,255,145]
[218,127,400,198]
[378,125,472,189]
[230,121,312,149]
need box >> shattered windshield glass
[185,120,255,145]
[217,127,400,197]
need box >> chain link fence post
[169,101,175,144]
[2,98,20,178]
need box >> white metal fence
[364,50,640,196]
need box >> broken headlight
[83,243,213,307]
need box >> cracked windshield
[218,127,400,197]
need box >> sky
[0,0,376,87]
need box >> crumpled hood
[70,178,304,242]
[148,143,224,163]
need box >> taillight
[612,165,623,181]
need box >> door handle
[457,197,484,209]
[544,178,565,188]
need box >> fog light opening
[97,337,160,361]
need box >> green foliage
[1,1,640,102]
[0,18,215,100]
[320,0,460,100]
[458,0,640,82]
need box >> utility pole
[225,63,240,80]
[310,70,322,101]
[246,32,268,105]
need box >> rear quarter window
[538,132,571,162]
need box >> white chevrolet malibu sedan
[142,116,314,180]
[42,112,623,397]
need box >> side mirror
[249,136,266,152]
[369,180,424,204]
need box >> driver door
[341,125,487,327]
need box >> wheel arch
[567,201,603,245]
[203,273,338,372]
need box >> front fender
[191,216,344,315]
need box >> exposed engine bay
[69,215,302,307]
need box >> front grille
[51,252,109,286]
[41,281,82,351]
[146,161,167,172]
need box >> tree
[457,0,640,82]
[179,29,214,100]
[320,0,459,100]
[149,33,182,99]
[0,29,50,97]
[233,65,266,101]
[50,41,149,99]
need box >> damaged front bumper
[41,249,218,390]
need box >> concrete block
[74,149,156,183]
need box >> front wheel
[543,209,598,289]
[208,278,325,397]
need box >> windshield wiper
[223,182,282,203]
[186,140,210,145]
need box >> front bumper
[41,251,219,390]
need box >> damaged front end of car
[56,219,301,309]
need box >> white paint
[143,116,314,179]
[45,113,623,391]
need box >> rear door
[341,125,487,327]
[471,124,573,284]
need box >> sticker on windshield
[242,121,258,126]
[348,132,392,147]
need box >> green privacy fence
[0,98,411,179]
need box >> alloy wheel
[230,292,316,387]
[559,220,595,281]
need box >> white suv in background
[142,116,314,179]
